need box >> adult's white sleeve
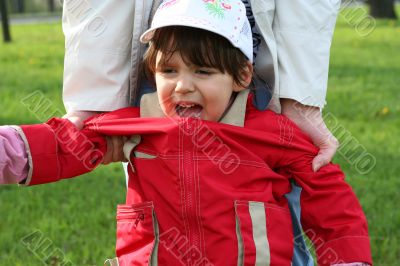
[62,0,135,112]
[273,0,341,108]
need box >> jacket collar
[139,90,249,127]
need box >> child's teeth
[180,104,195,108]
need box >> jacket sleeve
[276,116,372,265]
[273,0,341,108]
[62,0,135,112]
[18,118,106,186]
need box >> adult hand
[102,136,128,164]
[63,111,127,164]
[280,99,339,172]
[63,110,100,130]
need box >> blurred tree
[0,0,11,42]
[48,0,54,12]
[10,0,25,13]
[368,0,397,19]
[16,0,24,13]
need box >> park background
[0,0,399,265]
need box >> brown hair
[143,26,251,87]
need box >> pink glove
[0,126,28,184]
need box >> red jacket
[19,96,372,266]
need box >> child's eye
[161,68,176,74]
[196,69,214,75]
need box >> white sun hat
[140,0,253,63]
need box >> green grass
[0,24,127,265]
[326,8,400,265]
[0,8,399,265]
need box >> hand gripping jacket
[18,96,372,266]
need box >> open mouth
[175,103,203,118]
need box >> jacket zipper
[182,119,203,265]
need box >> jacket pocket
[235,200,293,266]
[114,202,159,266]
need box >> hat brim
[139,21,253,63]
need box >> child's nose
[174,75,195,94]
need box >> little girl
[0,1,371,265]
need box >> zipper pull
[134,213,145,228]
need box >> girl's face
[155,51,251,122]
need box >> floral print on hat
[203,0,232,19]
